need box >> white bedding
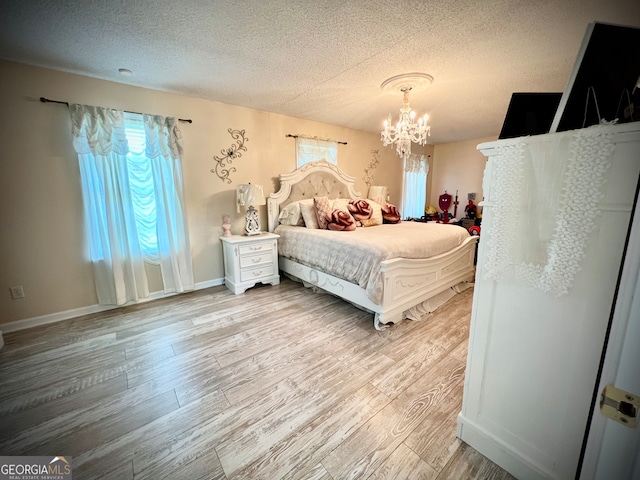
[274,222,470,304]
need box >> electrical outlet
[9,286,25,300]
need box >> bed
[267,160,478,330]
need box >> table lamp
[237,183,266,235]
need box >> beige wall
[429,136,496,214]
[0,60,418,325]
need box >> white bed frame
[267,160,478,330]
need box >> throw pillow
[300,202,320,229]
[314,196,333,230]
[360,199,383,227]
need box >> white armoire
[458,122,640,479]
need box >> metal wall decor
[363,149,380,188]
[211,128,248,183]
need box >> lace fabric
[483,125,615,296]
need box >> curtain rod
[40,97,193,123]
[286,133,347,145]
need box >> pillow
[278,199,312,226]
[360,199,383,227]
[348,199,373,222]
[314,196,333,230]
[300,202,320,229]
[382,203,402,224]
[331,198,351,213]
[327,209,356,231]
[368,186,388,206]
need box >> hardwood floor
[0,278,515,480]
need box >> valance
[404,154,428,174]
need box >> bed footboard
[375,236,477,329]
[280,235,478,330]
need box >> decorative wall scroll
[211,128,248,183]
[363,149,380,188]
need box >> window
[296,137,337,167]
[401,154,429,219]
[124,113,158,262]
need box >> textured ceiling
[1,0,639,144]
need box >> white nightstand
[220,232,280,295]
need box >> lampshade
[236,184,266,207]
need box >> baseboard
[1,277,225,334]
[194,278,225,290]
[457,413,558,480]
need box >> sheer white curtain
[401,154,429,218]
[70,104,148,305]
[295,137,337,167]
[70,104,194,305]
[143,114,194,294]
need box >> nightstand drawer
[239,253,271,269]
[240,264,275,282]
[239,242,274,256]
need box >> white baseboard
[1,277,225,334]
[457,413,558,480]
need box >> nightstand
[220,232,280,294]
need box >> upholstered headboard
[267,160,361,232]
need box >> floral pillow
[348,199,373,222]
[327,209,356,231]
[382,203,402,224]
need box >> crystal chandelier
[380,73,432,157]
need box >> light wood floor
[0,278,514,480]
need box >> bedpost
[267,197,279,232]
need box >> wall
[430,137,495,215]
[0,60,415,326]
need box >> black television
[550,22,640,133]
[498,92,562,139]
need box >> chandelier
[380,73,432,157]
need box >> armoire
[458,121,640,479]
